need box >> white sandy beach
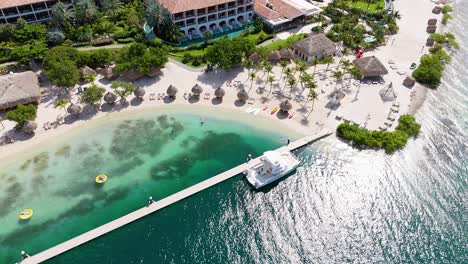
[0,0,443,159]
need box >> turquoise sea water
[0,110,288,263]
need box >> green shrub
[91,37,114,46]
[6,104,37,128]
[395,114,421,137]
[116,37,134,43]
[182,53,192,64]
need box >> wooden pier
[20,130,332,264]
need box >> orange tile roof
[159,0,236,14]
[0,0,48,9]
[254,0,303,21]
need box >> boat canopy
[263,151,282,166]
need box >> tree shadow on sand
[211,97,223,105]
[234,99,246,107]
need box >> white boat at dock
[245,150,300,189]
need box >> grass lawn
[263,34,306,51]
[346,0,385,13]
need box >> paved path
[20,131,331,264]
[76,44,128,51]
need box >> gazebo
[353,56,388,78]
[379,82,397,101]
[293,34,337,63]
[279,48,294,61]
[214,87,226,99]
[191,84,203,98]
[104,92,117,104]
[249,52,262,64]
[167,85,178,99]
[268,50,281,62]
[237,89,249,102]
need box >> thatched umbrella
[191,84,203,96]
[432,6,442,14]
[22,121,37,134]
[167,85,178,98]
[403,76,416,87]
[279,48,294,61]
[426,38,435,47]
[279,99,293,113]
[237,89,249,101]
[353,56,388,78]
[268,50,281,62]
[249,52,262,64]
[134,87,146,99]
[104,92,117,104]
[426,25,437,33]
[427,18,437,26]
[214,87,226,98]
[67,103,81,116]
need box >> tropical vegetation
[6,104,37,129]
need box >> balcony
[217,4,226,11]
[186,19,196,26]
[197,8,206,16]
[246,4,253,11]
[198,17,207,24]
[228,10,236,17]
[237,0,244,5]
[208,15,217,22]
[228,1,236,9]
[185,11,195,18]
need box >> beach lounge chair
[204,93,210,100]
[183,93,187,99]
[43,122,51,130]
[388,113,397,121]
[390,65,398,70]
[384,120,393,126]
[392,101,400,107]
[391,105,400,112]
[248,98,255,105]
[149,93,155,100]
[335,114,343,120]
[379,124,388,131]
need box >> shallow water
[43,2,468,264]
[0,111,288,263]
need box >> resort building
[254,0,321,32]
[159,0,255,39]
[0,0,73,24]
[293,33,337,63]
[0,71,41,110]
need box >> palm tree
[267,75,276,95]
[324,55,334,72]
[300,72,313,90]
[102,0,123,24]
[249,72,256,92]
[287,76,297,95]
[307,90,318,118]
[303,80,317,106]
[279,60,288,79]
[244,59,254,74]
[264,63,273,80]
[338,47,350,68]
[54,99,70,114]
[312,57,320,77]
[332,70,344,89]
[296,61,308,80]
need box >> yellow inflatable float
[19,209,33,220]
[95,174,108,184]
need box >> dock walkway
[21,130,332,264]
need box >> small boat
[288,112,296,119]
[95,174,108,184]
[262,105,269,111]
[245,150,300,189]
[245,107,255,113]
[19,209,33,220]
[270,106,279,115]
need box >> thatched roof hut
[102,65,117,80]
[268,50,281,62]
[67,104,81,116]
[22,121,37,134]
[237,89,249,101]
[0,71,41,110]
[134,87,146,98]
[353,56,388,78]
[167,85,178,98]
[279,48,294,61]
[293,34,337,58]
[403,76,416,87]
[428,18,437,26]
[279,99,293,112]
[104,92,117,104]
[147,67,162,78]
[214,87,225,98]
[122,68,145,82]
[426,25,437,33]
[249,52,262,64]
[432,6,442,14]
[191,84,203,95]
[80,66,96,78]
[426,37,435,47]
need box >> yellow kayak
[19,209,33,220]
[271,106,279,115]
[95,174,108,184]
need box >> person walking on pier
[148,196,155,205]
[21,251,30,259]
[247,154,252,162]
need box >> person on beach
[148,196,155,205]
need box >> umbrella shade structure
[427,18,437,26]
[134,87,146,98]
[67,103,81,115]
[249,52,262,64]
[167,85,178,98]
[379,82,397,101]
[268,50,281,62]
[432,6,442,14]
[403,76,416,87]
[80,66,96,78]
[22,121,37,134]
[426,38,435,47]
[353,56,388,78]
[279,99,293,112]
[426,25,437,33]
[0,71,41,110]
[102,65,117,80]
[104,92,117,104]
[191,84,203,95]
[122,68,145,82]
[214,87,226,98]
[237,89,249,101]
